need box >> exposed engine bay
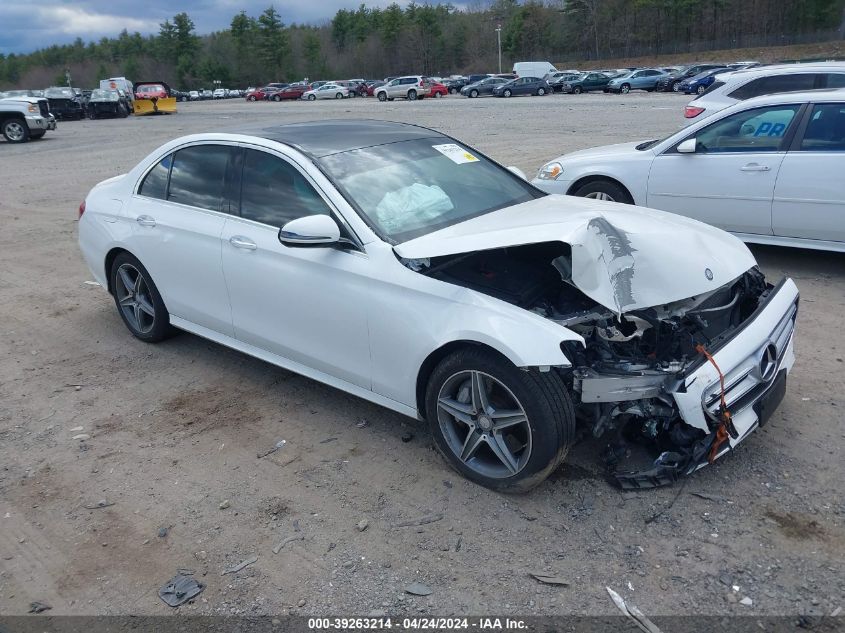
[405,241,773,488]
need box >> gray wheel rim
[5,121,25,141]
[621,85,630,93]
[115,263,156,334]
[437,370,532,479]
[585,191,614,201]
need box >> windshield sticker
[432,143,479,164]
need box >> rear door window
[822,73,845,88]
[167,145,234,212]
[798,103,845,151]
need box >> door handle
[136,215,156,227]
[229,236,257,250]
[740,163,771,172]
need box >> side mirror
[507,166,528,180]
[279,215,340,246]
[677,138,697,154]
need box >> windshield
[46,88,74,97]
[91,89,118,100]
[319,138,545,243]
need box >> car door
[126,143,236,335]
[647,103,804,234]
[772,102,845,243]
[585,73,604,91]
[220,146,371,388]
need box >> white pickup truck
[0,95,56,143]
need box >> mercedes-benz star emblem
[705,268,714,280]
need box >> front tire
[503,89,512,98]
[377,92,387,102]
[573,86,583,94]
[573,179,633,204]
[620,83,631,94]
[308,94,316,101]
[425,348,574,492]
[697,85,707,95]
[110,253,173,343]
[434,91,442,98]
[2,118,29,143]
[470,89,478,98]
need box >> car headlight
[537,162,563,180]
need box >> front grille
[38,100,49,117]
[702,299,798,420]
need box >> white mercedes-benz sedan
[78,120,798,491]
[533,90,845,253]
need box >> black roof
[241,119,444,158]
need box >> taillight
[684,105,705,118]
[78,200,86,219]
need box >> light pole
[495,25,502,74]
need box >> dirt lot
[0,93,843,618]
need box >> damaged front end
[404,239,798,489]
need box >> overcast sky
[1,1,465,55]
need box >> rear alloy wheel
[248,95,257,101]
[470,89,479,98]
[2,118,29,143]
[408,89,417,101]
[308,94,316,101]
[503,89,512,97]
[697,85,707,95]
[425,348,574,492]
[378,92,387,102]
[672,82,680,92]
[620,83,631,94]
[110,253,173,343]
[537,87,546,96]
[573,179,633,204]
[336,92,343,99]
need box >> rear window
[138,153,173,200]
[823,73,845,88]
[729,73,817,100]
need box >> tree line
[1,0,842,90]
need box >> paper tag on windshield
[432,143,479,164]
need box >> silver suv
[375,76,430,102]
[685,61,845,121]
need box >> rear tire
[273,95,281,102]
[336,92,343,99]
[425,347,574,493]
[573,86,583,94]
[537,87,546,96]
[408,89,417,101]
[573,179,633,204]
[434,91,442,98]
[109,252,174,343]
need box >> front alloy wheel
[425,348,574,492]
[620,83,631,94]
[2,118,29,143]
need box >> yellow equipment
[132,81,177,116]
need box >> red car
[245,87,278,101]
[272,85,307,101]
[366,81,385,96]
[427,82,447,98]
[134,83,168,100]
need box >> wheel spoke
[135,294,156,317]
[119,295,135,307]
[491,409,527,431]
[487,432,519,474]
[470,371,490,414]
[438,397,475,425]
[132,303,143,328]
[133,272,144,294]
[117,267,134,294]
[460,429,484,462]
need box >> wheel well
[566,175,634,202]
[415,340,512,418]
[104,247,131,295]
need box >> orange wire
[695,343,732,463]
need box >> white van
[513,61,557,79]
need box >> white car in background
[303,83,349,100]
[684,61,845,121]
[77,120,798,492]
[534,90,845,253]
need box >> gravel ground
[0,93,843,618]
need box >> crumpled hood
[394,194,757,314]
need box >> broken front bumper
[615,277,799,489]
